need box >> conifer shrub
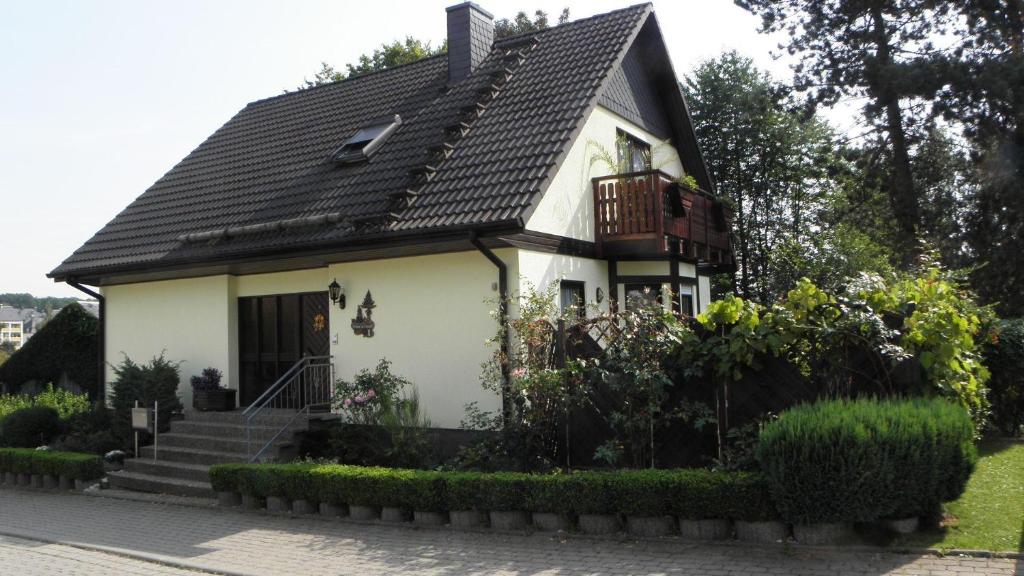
[757,397,976,524]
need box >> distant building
[0,305,26,350]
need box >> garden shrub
[51,402,120,455]
[984,318,1024,436]
[0,304,99,398]
[0,385,90,423]
[757,397,977,524]
[0,406,63,448]
[208,464,776,520]
[109,354,183,449]
[0,447,103,480]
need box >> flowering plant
[189,367,223,391]
[333,359,410,425]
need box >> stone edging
[54,485,1024,561]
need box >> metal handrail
[245,355,333,461]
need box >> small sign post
[131,401,158,460]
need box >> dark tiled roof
[51,4,653,279]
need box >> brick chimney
[446,2,494,83]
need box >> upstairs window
[616,129,651,173]
[331,114,402,164]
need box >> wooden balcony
[593,170,732,262]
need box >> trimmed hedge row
[210,464,776,521]
[757,397,977,524]
[0,448,104,480]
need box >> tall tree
[684,52,892,302]
[299,37,445,88]
[936,0,1024,315]
[735,0,954,263]
[494,8,569,39]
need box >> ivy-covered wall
[0,304,98,398]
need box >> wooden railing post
[653,174,665,251]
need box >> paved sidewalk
[0,534,209,575]
[0,489,1019,576]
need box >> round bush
[756,397,977,524]
[1,406,63,448]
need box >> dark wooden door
[238,292,329,406]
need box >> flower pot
[792,522,854,545]
[884,517,919,534]
[58,476,73,490]
[319,502,347,517]
[627,515,675,537]
[241,494,263,510]
[192,388,237,412]
[735,520,789,543]
[578,514,620,535]
[217,491,241,507]
[678,519,731,540]
[531,512,571,532]
[413,511,448,526]
[349,505,380,521]
[265,496,290,513]
[489,510,530,531]
[380,506,409,523]
[449,510,488,529]
[42,475,58,490]
[291,499,316,515]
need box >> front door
[238,292,330,406]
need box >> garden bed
[210,464,778,536]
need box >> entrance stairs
[107,410,308,498]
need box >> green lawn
[895,438,1024,553]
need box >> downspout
[67,280,105,402]
[469,231,511,423]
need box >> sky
[0,0,793,298]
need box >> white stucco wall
[103,276,235,408]
[525,106,685,242]
[512,249,610,318]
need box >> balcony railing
[592,170,732,261]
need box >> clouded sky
[0,0,791,297]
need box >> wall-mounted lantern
[328,278,346,310]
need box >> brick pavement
[0,488,1019,576]
[0,534,209,575]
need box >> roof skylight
[331,114,402,164]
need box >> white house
[51,3,733,432]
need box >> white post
[153,400,158,461]
[134,400,139,458]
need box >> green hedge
[0,448,103,480]
[209,463,776,520]
[757,397,977,524]
[0,304,98,398]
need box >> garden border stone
[793,522,855,545]
[349,505,380,521]
[678,519,731,540]
[265,496,290,513]
[17,473,30,487]
[241,494,262,510]
[217,491,241,507]
[578,514,619,535]
[489,510,529,531]
[885,517,919,534]
[42,475,58,490]
[627,515,675,537]
[735,520,788,543]
[58,476,73,491]
[413,511,448,526]
[531,512,571,532]
[319,502,346,517]
[380,507,409,523]
[291,499,316,515]
[449,510,488,529]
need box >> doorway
[238,292,329,406]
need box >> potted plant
[191,368,235,411]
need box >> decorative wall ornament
[351,291,376,337]
[596,287,605,304]
[312,313,326,332]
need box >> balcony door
[238,292,329,406]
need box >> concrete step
[183,410,310,426]
[169,420,283,438]
[139,445,247,466]
[107,470,214,499]
[157,433,252,453]
[123,459,210,483]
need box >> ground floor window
[559,280,586,319]
[624,283,661,310]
